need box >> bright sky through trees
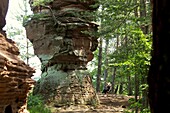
[4,0,42,80]
[4,0,95,80]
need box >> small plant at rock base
[27,93,43,109]
[28,104,52,113]
[27,93,52,113]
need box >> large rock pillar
[25,0,99,107]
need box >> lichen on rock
[25,0,99,108]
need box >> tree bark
[103,38,109,89]
[96,37,103,92]
[0,0,9,29]
[111,67,116,93]
[148,0,170,112]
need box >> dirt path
[53,93,132,113]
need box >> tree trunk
[114,85,119,94]
[140,0,150,110]
[128,75,133,95]
[134,0,138,17]
[96,37,103,92]
[141,75,149,109]
[119,83,123,94]
[103,38,109,89]
[0,0,9,30]
[140,0,148,34]
[111,67,116,93]
[135,74,139,113]
[148,0,170,112]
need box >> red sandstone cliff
[0,0,35,113]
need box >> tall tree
[96,36,103,92]
[103,38,109,89]
[148,0,170,112]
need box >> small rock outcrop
[25,0,99,107]
[0,0,35,112]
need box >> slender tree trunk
[111,35,119,93]
[140,0,150,110]
[141,74,149,109]
[128,75,133,95]
[124,34,133,96]
[140,0,148,34]
[96,37,103,92]
[114,85,119,94]
[103,38,109,89]
[134,73,139,113]
[134,2,139,107]
[148,0,170,112]
[111,67,116,93]
[134,0,138,17]
[119,83,123,94]
[133,3,139,109]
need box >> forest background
[4,0,152,112]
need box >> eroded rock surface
[0,0,35,112]
[25,0,99,107]
[0,33,35,113]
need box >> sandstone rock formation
[25,0,99,107]
[0,34,35,113]
[0,0,35,112]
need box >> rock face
[25,0,99,107]
[0,34,35,113]
[0,0,35,112]
[0,0,9,30]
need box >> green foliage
[29,104,52,113]
[90,0,152,111]
[27,93,52,113]
[126,98,150,113]
[23,13,48,26]
[32,0,53,6]
[27,93,43,109]
[140,109,151,113]
[140,84,148,91]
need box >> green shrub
[27,93,43,109]
[28,104,51,113]
[27,93,51,113]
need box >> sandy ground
[52,93,132,113]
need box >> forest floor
[54,93,133,113]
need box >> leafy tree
[90,0,152,112]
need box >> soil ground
[54,93,133,113]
